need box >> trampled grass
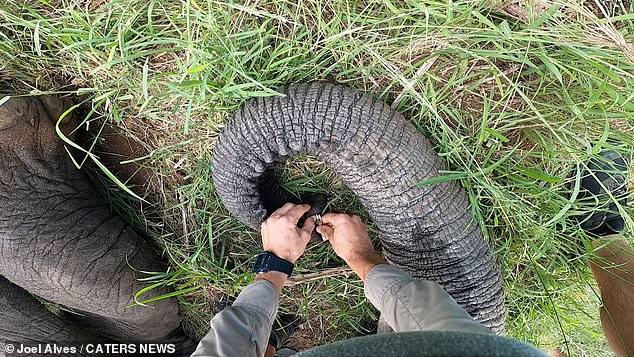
[1,0,634,355]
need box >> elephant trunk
[212,82,506,333]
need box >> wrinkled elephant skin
[0,96,180,342]
[212,83,506,334]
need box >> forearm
[191,201,309,356]
[256,271,287,293]
[346,253,387,282]
[191,275,282,357]
[364,264,493,334]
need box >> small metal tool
[296,194,329,243]
[312,214,328,242]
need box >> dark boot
[573,148,629,236]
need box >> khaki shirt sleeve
[191,279,279,357]
[363,264,493,335]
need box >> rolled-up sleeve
[364,264,493,335]
[191,279,279,357]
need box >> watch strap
[252,252,294,277]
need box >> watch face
[254,253,267,268]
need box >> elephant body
[212,82,506,333]
[0,96,181,344]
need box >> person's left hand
[261,203,316,264]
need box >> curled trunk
[212,82,505,333]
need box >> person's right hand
[317,213,386,281]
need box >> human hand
[317,213,386,281]
[261,203,316,264]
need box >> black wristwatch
[251,251,294,277]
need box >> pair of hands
[260,203,385,282]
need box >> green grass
[2,0,634,355]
